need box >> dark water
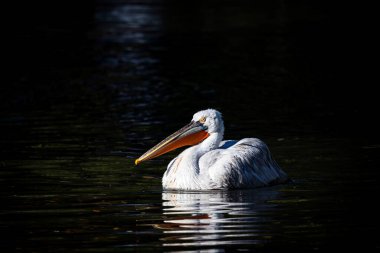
[2,0,379,252]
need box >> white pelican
[135,109,288,190]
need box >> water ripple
[146,189,285,248]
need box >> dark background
[3,0,377,137]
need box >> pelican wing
[200,138,288,189]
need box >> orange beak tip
[135,159,140,166]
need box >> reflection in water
[158,188,282,248]
[95,2,167,141]
[96,3,162,45]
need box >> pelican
[135,109,288,190]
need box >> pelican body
[135,109,288,190]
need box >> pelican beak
[135,121,209,165]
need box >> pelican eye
[199,116,206,124]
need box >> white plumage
[136,109,288,190]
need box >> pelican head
[135,109,224,165]
[192,109,224,134]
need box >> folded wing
[200,138,288,189]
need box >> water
[2,0,379,252]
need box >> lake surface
[2,0,379,252]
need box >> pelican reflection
[156,188,284,248]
